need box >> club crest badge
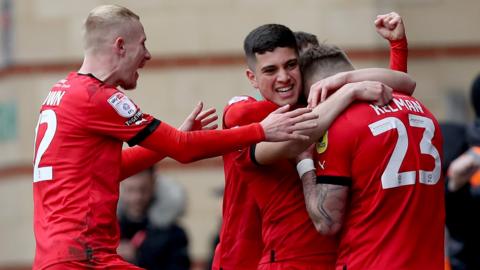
[316,131,328,154]
[108,92,137,118]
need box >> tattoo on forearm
[318,185,333,223]
[316,184,348,233]
[301,172,348,234]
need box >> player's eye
[262,67,276,75]
[286,60,298,70]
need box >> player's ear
[114,37,126,56]
[246,69,259,89]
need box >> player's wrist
[389,37,408,49]
[296,158,315,179]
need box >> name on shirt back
[369,97,423,116]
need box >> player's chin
[274,97,297,107]
[121,80,137,90]
[123,74,139,90]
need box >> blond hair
[83,5,140,51]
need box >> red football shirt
[213,96,277,270]
[243,148,337,267]
[33,73,158,269]
[217,97,337,268]
[315,93,444,270]
[33,74,266,270]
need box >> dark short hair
[244,24,298,69]
[294,31,319,52]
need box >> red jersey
[214,96,277,270]
[244,144,337,267]
[314,93,444,270]
[33,73,158,269]
[33,74,266,270]
[216,96,337,269]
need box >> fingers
[308,87,320,108]
[283,107,314,119]
[389,16,401,27]
[320,87,328,103]
[284,133,310,141]
[201,123,218,130]
[200,114,219,127]
[188,101,203,120]
[196,107,216,121]
[290,111,319,124]
[375,12,400,28]
[373,85,393,106]
[381,12,401,29]
[272,104,290,114]
[287,119,318,132]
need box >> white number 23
[369,114,441,189]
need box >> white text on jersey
[369,97,424,116]
[43,91,66,106]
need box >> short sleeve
[314,112,356,178]
[223,96,278,129]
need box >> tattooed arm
[301,170,349,235]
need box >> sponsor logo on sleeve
[107,92,137,118]
[316,131,328,154]
[317,160,326,170]
[125,110,148,126]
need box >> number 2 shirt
[33,72,156,269]
[315,93,444,270]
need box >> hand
[448,151,480,191]
[117,240,136,262]
[308,72,348,107]
[179,101,219,131]
[349,81,393,106]
[374,12,405,41]
[260,105,319,142]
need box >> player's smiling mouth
[276,85,293,93]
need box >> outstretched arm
[138,105,317,164]
[119,101,218,180]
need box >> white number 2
[368,114,441,189]
[33,110,57,182]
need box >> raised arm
[375,11,408,72]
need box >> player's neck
[78,54,117,86]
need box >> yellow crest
[316,131,328,154]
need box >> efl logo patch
[316,131,328,154]
[108,92,137,118]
